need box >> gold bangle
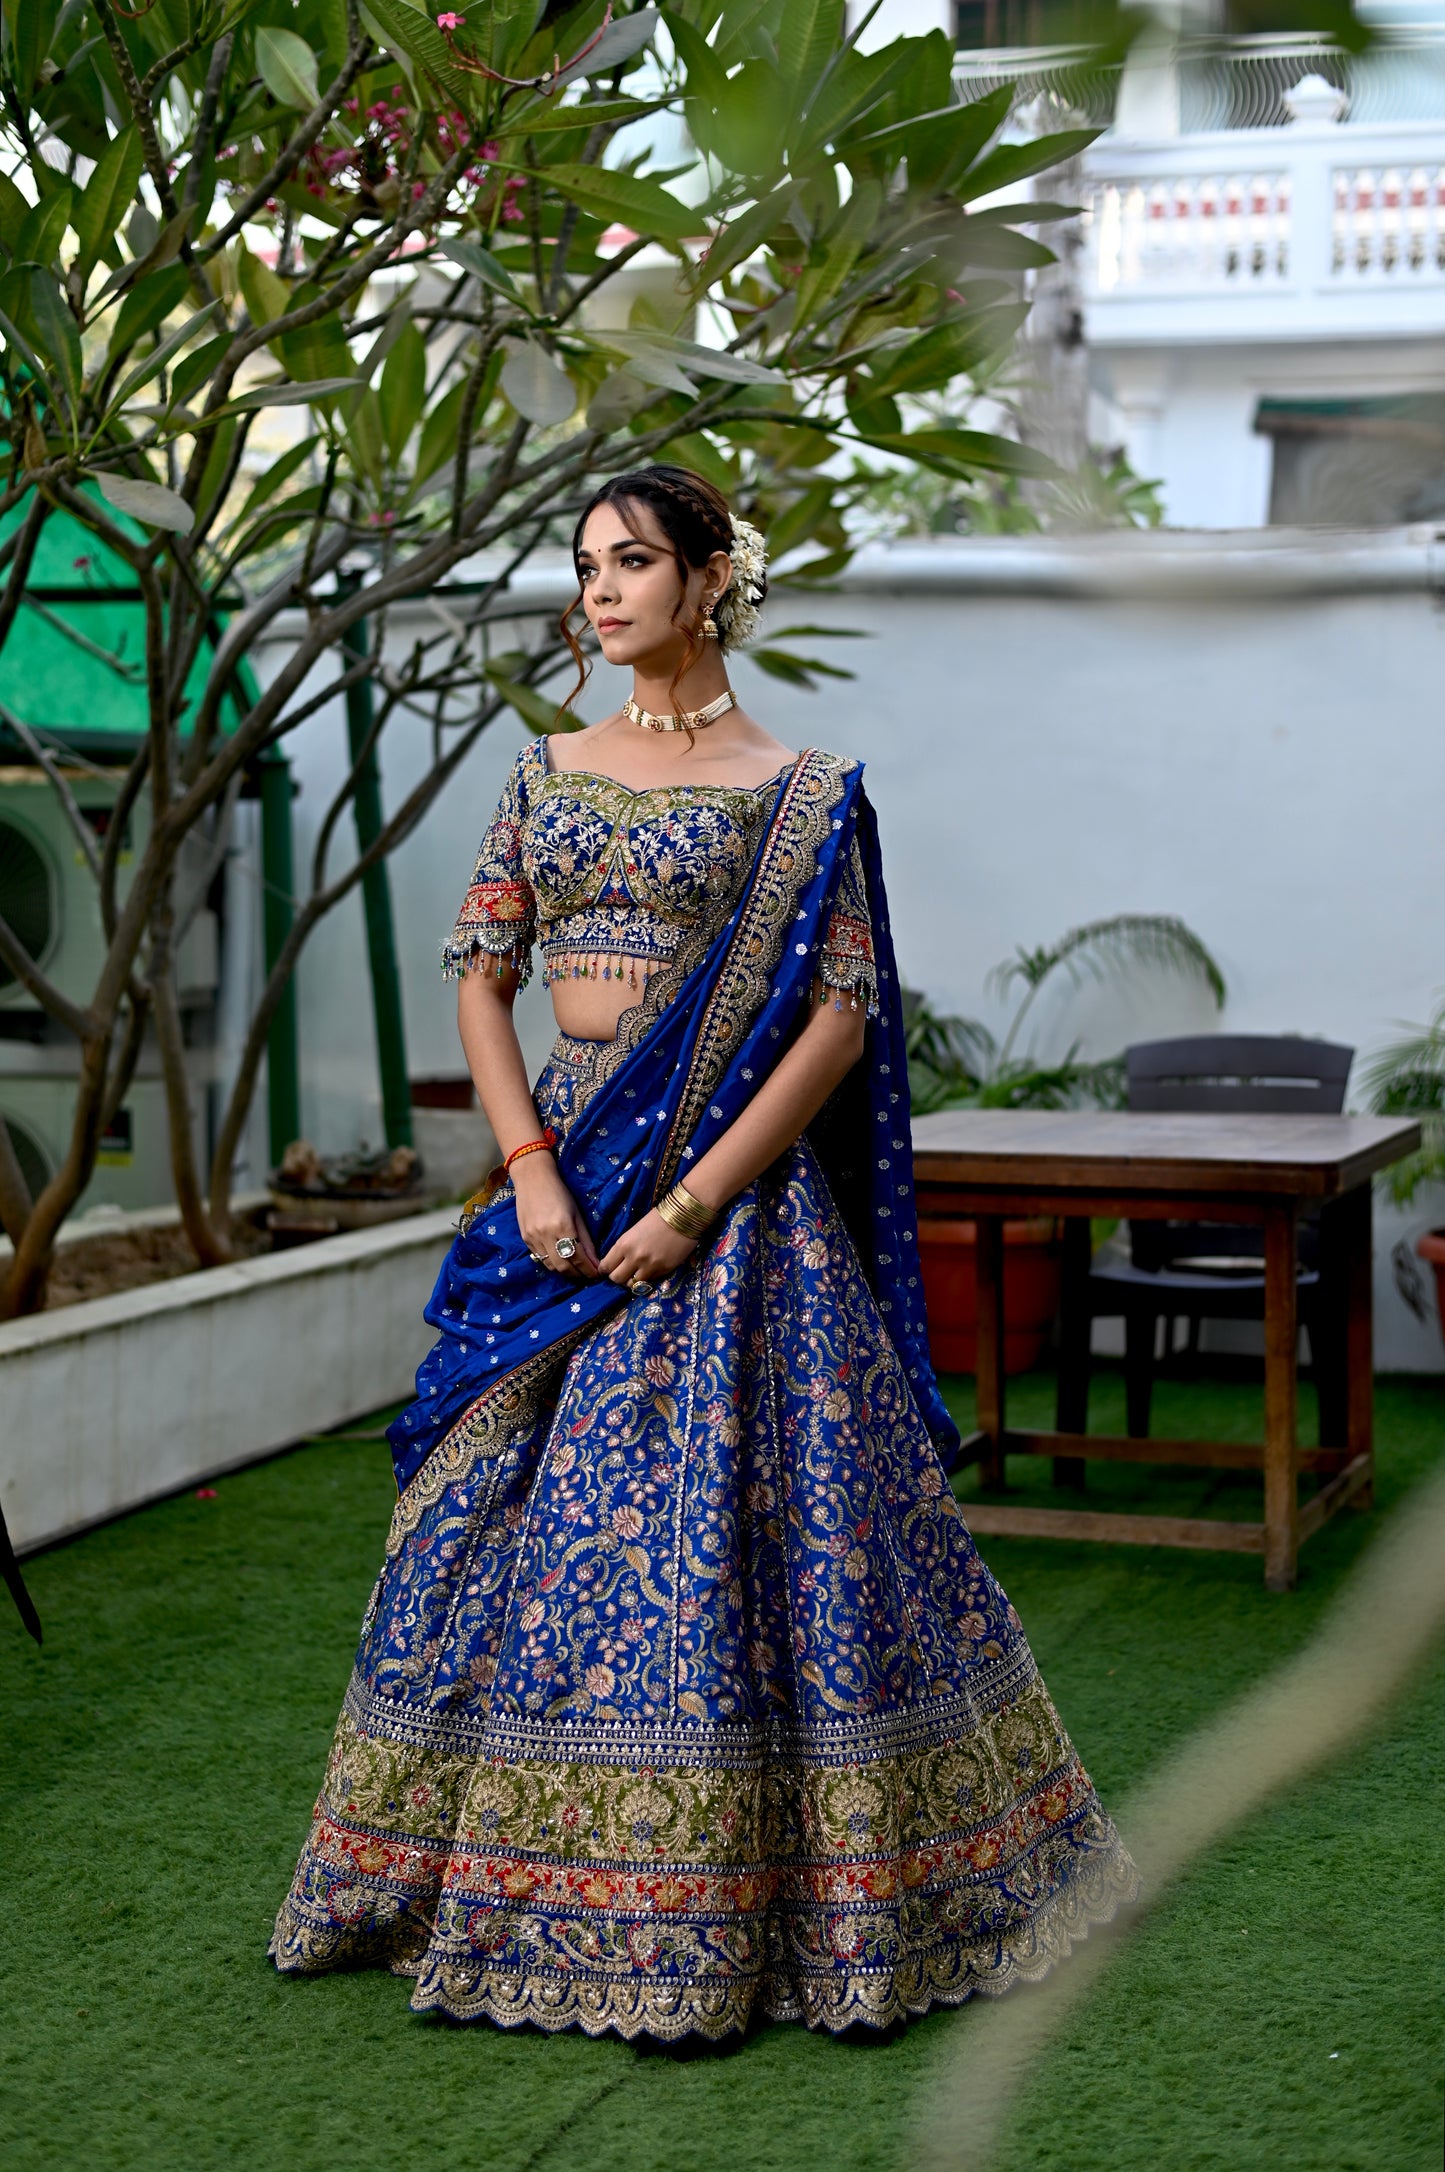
[655,1181,715,1239]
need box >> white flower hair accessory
[714,515,766,651]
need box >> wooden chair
[1054,1036,1354,1451]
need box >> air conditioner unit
[0,767,215,1214]
[0,1072,190,1216]
[0,768,218,1016]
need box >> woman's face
[576,498,731,671]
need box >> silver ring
[554,1235,578,1262]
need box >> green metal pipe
[258,747,300,1163]
[340,581,412,1150]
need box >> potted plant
[1363,999,1445,1339]
[268,1140,424,1238]
[907,914,1226,1374]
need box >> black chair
[1054,1035,1354,1451]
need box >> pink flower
[194,1487,218,1500]
[437,11,465,26]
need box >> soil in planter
[38,1217,272,1313]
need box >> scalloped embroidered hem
[270,1837,1138,2041]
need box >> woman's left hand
[597,1209,699,1291]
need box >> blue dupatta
[387,749,957,1501]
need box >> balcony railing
[1081,110,1445,332]
[1090,157,1445,292]
[953,30,1445,131]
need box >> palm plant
[905,913,1226,1114]
[1362,999,1445,1204]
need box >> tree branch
[0,911,92,1038]
[201,34,374,260]
[0,1115,33,1251]
[91,0,182,224]
[0,705,102,882]
[0,491,48,657]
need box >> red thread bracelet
[503,1127,557,1173]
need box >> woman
[271,465,1136,2040]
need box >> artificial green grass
[2,1369,1443,2172]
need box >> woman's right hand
[510,1154,600,1278]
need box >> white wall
[1099,338,1445,527]
[253,530,1445,1369]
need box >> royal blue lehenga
[270,744,1136,2037]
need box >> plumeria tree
[0,0,1091,1317]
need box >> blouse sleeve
[818,836,878,1016]
[440,745,538,985]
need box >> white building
[869,0,1445,525]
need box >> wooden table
[911,1110,1422,1590]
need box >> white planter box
[0,1208,457,1555]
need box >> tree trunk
[1015,116,1090,511]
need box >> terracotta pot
[915,1213,1063,1376]
[1415,1229,1445,1342]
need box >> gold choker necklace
[623,689,737,734]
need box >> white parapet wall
[1,1208,456,1555]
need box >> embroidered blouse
[442,738,877,1012]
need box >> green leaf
[433,235,523,304]
[796,38,919,156]
[105,265,190,361]
[532,164,700,244]
[170,331,234,413]
[499,94,659,134]
[16,189,74,271]
[74,128,144,281]
[856,426,1059,480]
[866,303,1028,399]
[96,472,195,534]
[255,25,321,110]
[0,297,49,392]
[110,303,221,414]
[5,0,51,98]
[846,386,901,437]
[951,220,1056,271]
[761,477,834,561]
[790,178,881,330]
[776,0,845,96]
[379,321,426,464]
[349,385,387,494]
[0,169,29,258]
[555,6,661,87]
[231,434,321,528]
[697,181,796,290]
[600,330,782,388]
[598,343,694,397]
[499,338,576,425]
[238,246,290,331]
[223,376,364,412]
[28,271,82,416]
[414,377,468,487]
[956,129,1100,205]
[360,0,470,98]
[747,646,854,688]
[854,86,1010,197]
[485,665,582,736]
[586,368,657,429]
[90,206,192,307]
